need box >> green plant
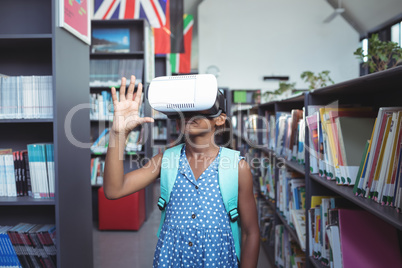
[354,33,402,73]
[262,82,296,101]
[300,70,334,90]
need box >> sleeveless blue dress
[153,146,242,268]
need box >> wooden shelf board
[310,174,402,230]
[0,196,55,206]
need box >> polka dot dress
[153,146,243,268]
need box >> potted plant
[262,82,296,102]
[354,33,402,73]
[300,70,334,90]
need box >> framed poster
[91,28,130,54]
[59,0,91,45]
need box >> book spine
[22,151,32,197]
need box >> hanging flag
[170,14,194,74]
[93,0,183,54]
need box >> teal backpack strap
[156,143,184,237]
[219,147,241,261]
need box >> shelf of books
[0,1,93,266]
[232,66,402,268]
[90,19,156,221]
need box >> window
[362,38,368,62]
[391,22,401,47]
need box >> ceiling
[185,0,402,36]
[314,0,401,35]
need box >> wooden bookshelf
[0,0,93,267]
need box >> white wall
[198,0,360,92]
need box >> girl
[104,75,260,267]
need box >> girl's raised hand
[111,75,154,135]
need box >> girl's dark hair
[215,118,233,148]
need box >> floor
[93,183,273,268]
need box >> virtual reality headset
[147,74,226,119]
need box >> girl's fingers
[111,87,118,103]
[135,82,143,103]
[126,75,136,101]
[119,77,127,101]
[139,117,154,124]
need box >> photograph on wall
[59,0,91,45]
[91,28,130,54]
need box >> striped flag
[93,0,183,54]
[170,14,194,74]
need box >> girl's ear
[215,113,227,126]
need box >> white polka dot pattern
[153,146,244,267]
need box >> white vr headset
[147,74,226,119]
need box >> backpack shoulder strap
[218,147,241,260]
[156,143,184,237]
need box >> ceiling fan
[323,0,345,23]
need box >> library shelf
[309,256,325,268]
[90,119,113,122]
[275,210,304,252]
[232,130,249,143]
[0,196,55,206]
[0,119,53,123]
[90,19,155,222]
[0,34,53,39]
[310,65,402,96]
[155,54,167,59]
[260,193,276,211]
[276,92,305,103]
[279,157,306,175]
[91,151,145,156]
[310,174,402,230]
[90,52,145,59]
[234,66,402,267]
[260,147,276,156]
[0,0,93,266]
[260,239,276,268]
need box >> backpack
[156,143,242,260]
